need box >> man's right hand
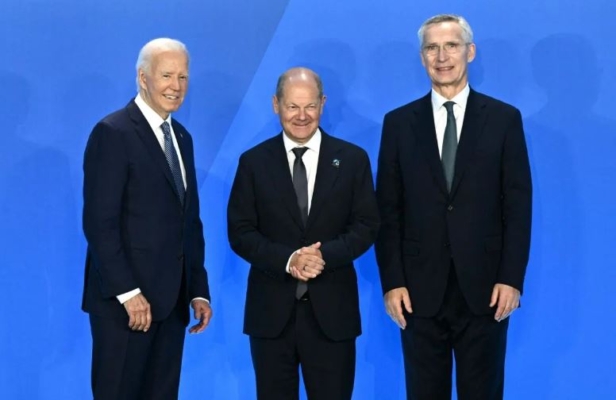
[384,287,412,330]
[123,293,152,332]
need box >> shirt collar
[134,93,172,129]
[282,128,322,154]
[431,84,470,112]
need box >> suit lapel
[127,101,183,208]
[306,131,340,229]
[413,94,448,196]
[450,89,488,197]
[266,134,304,229]
[173,121,192,211]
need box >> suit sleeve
[498,109,532,293]
[83,121,138,298]
[227,154,296,276]
[374,113,407,294]
[184,133,211,302]
[319,149,380,268]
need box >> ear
[420,51,427,68]
[272,95,280,114]
[138,68,148,90]
[467,43,477,63]
[319,95,327,114]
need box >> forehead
[423,21,464,43]
[151,50,188,70]
[280,80,321,102]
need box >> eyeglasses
[422,42,469,56]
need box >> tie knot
[161,121,171,137]
[443,101,455,114]
[292,147,308,159]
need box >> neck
[432,82,467,100]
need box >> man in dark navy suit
[82,38,212,400]
[228,67,380,400]
[375,14,532,400]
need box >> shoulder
[325,134,367,157]
[472,90,520,116]
[171,118,191,137]
[238,134,281,163]
[384,94,430,121]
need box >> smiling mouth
[164,95,180,100]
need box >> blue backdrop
[1,0,614,399]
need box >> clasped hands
[289,242,325,282]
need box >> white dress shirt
[282,129,322,273]
[431,84,470,158]
[117,95,207,305]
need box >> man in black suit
[375,14,532,399]
[82,38,212,400]
[227,67,379,400]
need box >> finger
[310,242,321,249]
[495,300,507,321]
[144,308,152,332]
[127,312,136,329]
[132,312,142,331]
[302,266,321,278]
[391,299,406,329]
[402,292,413,314]
[490,286,499,308]
[291,266,309,281]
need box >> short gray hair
[135,38,189,91]
[275,68,324,101]
[417,14,474,48]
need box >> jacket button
[447,205,454,211]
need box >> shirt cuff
[191,297,210,304]
[117,288,141,304]
[286,250,300,274]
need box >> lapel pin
[332,159,340,168]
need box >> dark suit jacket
[375,89,532,317]
[227,131,380,341]
[82,100,210,324]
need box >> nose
[170,77,181,91]
[436,47,449,62]
[297,108,307,120]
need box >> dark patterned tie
[442,101,458,192]
[292,147,309,299]
[161,121,185,205]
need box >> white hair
[135,38,189,91]
[417,14,474,48]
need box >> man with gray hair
[82,38,212,399]
[376,14,532,399]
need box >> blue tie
[161,121,185,205]
[442,101,458,192]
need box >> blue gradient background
[1,1,614,398]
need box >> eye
[425,45,438,52]
[446,43,459,50]
[306,105,317,111]
[179,75,188,81]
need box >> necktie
[442,101,458,192]
[161,121,185,205]
[292,147,309,299]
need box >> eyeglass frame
[422,41,471,56]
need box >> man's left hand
[189,299,213,334]
[490,283,520,322]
